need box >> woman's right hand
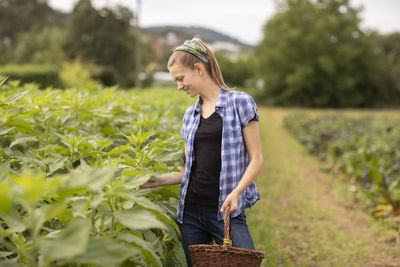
[139,171,185,189]
[139,177,160,189]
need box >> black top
[186,111,222,206]
[185,111,258,206]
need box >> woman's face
[168,63,203,98]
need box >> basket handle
[223,207,232,246]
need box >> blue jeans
[178,201,255,267]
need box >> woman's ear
[193,63,204,75]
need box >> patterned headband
[174,38,209,63]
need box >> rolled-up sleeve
[238,93,259,129]
[180,114,187,140]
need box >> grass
[247,107,400,267]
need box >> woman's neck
[200,81,221,106]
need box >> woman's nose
[177,82,183,90]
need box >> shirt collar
[194,88,228,116]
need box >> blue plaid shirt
[177,89,261,223]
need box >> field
[0,83,192,266]
[1,84,400,266]
[250,108,400,266]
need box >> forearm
[157,171,184,186]
[232,157,263,196]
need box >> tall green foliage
[258,0,384,107]
[0,84,191,266]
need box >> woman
[141,37,263,266]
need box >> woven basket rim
[189,244,265,258]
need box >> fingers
[221,199,239,213]
[139,177,158,189]
[221,202,237,213]
[227,204,238,213]
[221,204,230,213]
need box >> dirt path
[247,107,400,267]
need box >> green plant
[284,113,400,218]
[0,85,191,266]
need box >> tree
[65,0,138,86]
[0,0,67,63]
[13,26,66,65]
[257,0,383,107]
[214,52,257,88]
[369,32,400,106]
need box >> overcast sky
[48,0,400,46]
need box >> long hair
[168,36,233,90]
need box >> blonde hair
[168,36,233,90]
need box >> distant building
[149,32,182,62]
[208,41,242,61]
[152,71,174,86]
[165,32,180,46]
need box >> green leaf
[9,136,38,148]
[0,76,8,87]
[116,192,179,233]
[48,156,68,174]
[0,259,25,267]
[40,201,68,221]
[0,250,14,258]
[108,144,130,156]
[124,174,152,189]
[157,151,183,163]
[117,233,162,267]
[150,162,170,172]
[122,169,146,176]
[0,212,27,235]
[138,128,154,144]
[68,197,89,217]
[0,127,15,136]
[63,167,116,192]
[0,163,10,182]
[3,89,31,105]
[5,117,39,139]
[70,238,136,267]
[0,183,13,212]
[115,208,167,231]
[38,218,91,260]
[148,140,175,149]
[12,172,61,204]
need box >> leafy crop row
[283,113,400,218]
[0,80,190,267]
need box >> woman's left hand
[220,191,240,213]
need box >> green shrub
[60,60,100,89]
[0,64,62,88]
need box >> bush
[0,64,62,88]
[60,60,100,89]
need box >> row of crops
[0,79,191,266]
[283,112,400,220]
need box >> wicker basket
[189,211,265,267]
